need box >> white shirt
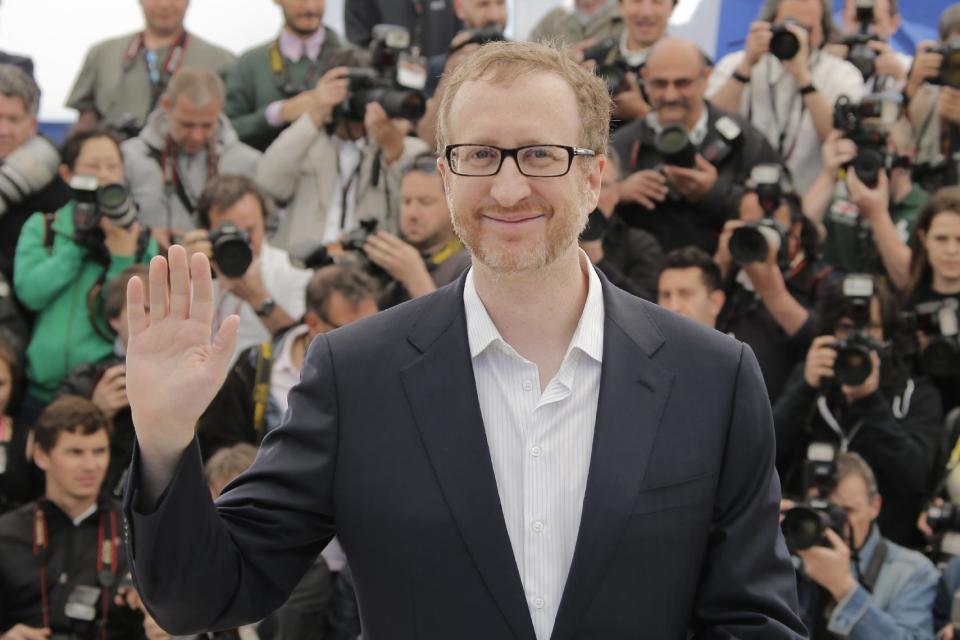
[212,242,313,360]
[270,324,309,414]
[321,136,365,244]
[707,50,866,192]
[463,255,604,640]
[645,108,710,146]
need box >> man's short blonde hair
[436,41,612,157]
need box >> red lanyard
[33,504,118,639]
[124,30,190,83]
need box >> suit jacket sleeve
[691,343,806,639]
[123,333,340,635]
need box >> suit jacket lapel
[551,274,675,640]
[400,276,537,640]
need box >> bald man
[612,37,780,254]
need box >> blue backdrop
[715,0,950,60]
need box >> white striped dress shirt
[463,256,604,640]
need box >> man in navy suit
[121,40,806,639]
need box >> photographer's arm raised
[846,169,912,291]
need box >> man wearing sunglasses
[121,41,804,639]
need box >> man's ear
[709,289,726,319]
[33,446,50,472]
[107,316,123,334]
[58,164,73,184]
[304,310,321,333]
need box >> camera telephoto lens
[96,183,138,229]
[781,506,828,552]
[770,26,800,60]
[209,223,253,279]
[729,226,769,265]
[654,125,696,168]
[834,340,873,386]
[852,148,885,188]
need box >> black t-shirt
[904,281,960,415]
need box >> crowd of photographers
[1,0,960,637]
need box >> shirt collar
[619,29,649,68]
[279,26,326,62]
[463,250,604,364]
[852,522,882,571]
[72,503,98,526]
[275,324,310,376]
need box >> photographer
[182,175,311,358]
[225,0,348,152]
[122,67,261,247]
[0,329,41,517]
[707,0,866,192]
[906,5,960,193]
[530,0,622,48]
[66,0,235,137]
[256,47,428,251]
[714,178,825,401]
[612,37,779,254]
[57,266,149,502]
[657,246,726,328]
[13,129,156,423]
[0,64,71,290]
[581,151,663,301]
[789,452,938,639]
[832,0,912,92]
[0,396,143,640]
[902,187,960,416]
[774,276,943,547]
[370,154,470,309]
[345,0,461,58]
[803,122,923,290]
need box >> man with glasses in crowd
[120,40,804,639]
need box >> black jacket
[774,364,943,548]
[596,214,663,301]
[124,269,804,639]
[0,499,143,638]
[58,355,134,501]
[612,102,779,253]
[344,0,461,58]
[0,175,72,292]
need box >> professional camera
[0,135,60,217]
[929,38,960,89]
[926,502,960,534]
[908,298,960,379]
[769,18,807,60]
[833,93,901,187]
[451,24,507,53]
[579,208,609,242]
[341,25,427,122]
[208,222,253,278]
[781,443,850,552]
[839,0,884,80]
[730,164,789,265]
[580,36,631,94]
[832,274,885,386]
[654,124,696,168]
[70,176,138,239]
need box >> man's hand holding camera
[820,130,858,178]
[869,40,908,81]
[741,20,774,73]
[938,86,960,124]
[796,528,858,602]
[0,624,51,640]
[620,169,668,210]
[364,102,407,164]
[803,335,881,402]
[309,66,350,126]
[662,154,718,203]
[613,72,651,122]
[846,165,890,224]
[363,231,435,298]
[779,21,813,86]
[215,256,269,309]
[907,40,943,99]
[92,364,128,420]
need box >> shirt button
[523,380,533,391]
[532,520,544,533]
[530,446,542,458]
[534,597,545,609]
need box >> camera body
[842,0,884,80]
[70,176,138,247]
[730,164,789,266]
[926,502,960,534]
[905,298,960,379]
[580,37,631,94]
[833,93,901,187]
[207,222,253,279]
[781,443,849,552]
[929,38,960,89]
[340,25,427,122]
[832,274,884,386]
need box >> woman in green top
[13,128,157,421]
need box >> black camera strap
[853,534,887,594]
[33,503,118,640]
[154,137,219,232]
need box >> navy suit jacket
[123,269,807,639]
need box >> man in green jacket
[224,0,347,151]
[13,129,156,422]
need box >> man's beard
[449,182,591,275]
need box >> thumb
[625,71,639,90]
[210,315,240,370]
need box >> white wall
[0,0,717,123]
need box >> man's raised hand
[125,246,239,496]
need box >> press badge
[397,52,428,91]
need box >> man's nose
[489,156,533,208]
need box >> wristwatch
[255,298,276,318]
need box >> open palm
[125,246,239,460]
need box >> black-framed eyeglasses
[444,144,596,177]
